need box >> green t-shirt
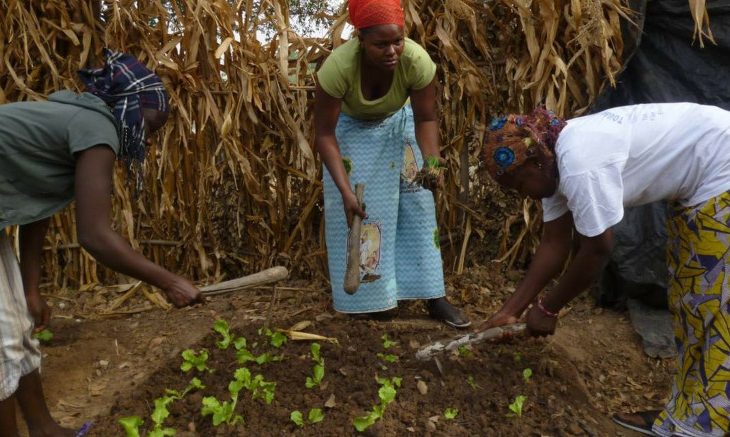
[317,38,437,120]
[0,90,119,228]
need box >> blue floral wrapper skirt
[323,106,446,313]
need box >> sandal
[612,410,660,436]
[427,298,471,328]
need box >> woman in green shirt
[314,0,469,327]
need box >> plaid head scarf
[482,107,566,179]
[78,48,169,167]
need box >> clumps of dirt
[91,311,619,436]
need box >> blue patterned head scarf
[482,107,566,178]
[78,48,169,166]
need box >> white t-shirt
[542,103,730,237]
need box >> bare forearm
[414,119,440,159]
[19,218,50,296]
[541,247,610,312]
[79,229,177,290]
[316,135,352,195]
[501,240,571,316]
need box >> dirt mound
[91,312,619,436]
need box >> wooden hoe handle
[343,184,365,294]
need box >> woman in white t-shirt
[479,104,730,437]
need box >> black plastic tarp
[591,0,730,309]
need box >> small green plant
[259,327,288,348]
[457,345,472,358]
[201,370,252,426]
[202,396,242,426]
[377,353,398,363]
[235,367,276,404]
[33,328,54,343]
[308,408,325,424]
[235,348,282,366]
[508,395,527,417]
[257,352,283,365]
[466,375,481,390]
[444,408,459,420]
[290,410,305,427]
[305,343,325,389]
[425,155,442,169]
[213,319,236,350]
[119,377,204,436]
[433,228,440,249]
[201,367,276,426]
[180,349,211,373]
[513,352,522,364]
[233,336,247,350]
[342,158,353,174]
[381,334,397,349]
[291,408,324,427]
[148,396,177,437]
[118,416,143,437]
[165,377,205,399]
[353,377,402,432]
[522,368,533,383]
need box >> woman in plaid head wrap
[480,104,730,437]
[0,50,200,436]
[313,0,469,327]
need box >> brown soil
[31,265,673,437]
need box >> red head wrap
[348,0,405,30]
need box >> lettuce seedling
[305,343,325,389]
[353,377,401,432]
[233,336,247,350]
[235,348,255,364]
[377,353,398,363]
[444,408,458,420]
[508,395,527,417]
[235,348,282,366]
[148,395,176,437]
[381,334,397,349]
[466,375,480,390]
[201,396,242,426]
[425,155,443,169]
[290,410,305,427]
[234,367,276,404]
[119,378,204,436]
[180,349,211,373]
[33,328,54,343]
[118,416,143,437]
[308,408,324,424]
[291,408,324,427]
[457,345,472,358]
[213,319,236,350]
[342,158,353,175]
[255,352,283,365]
[258,327,288,348]
[201,370,253,426]
[165,377,205,400]
[522,368,533,383]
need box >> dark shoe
[348,308,399,321]
[427,298,471,328]
[612,410,660,436]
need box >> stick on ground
[415,323,526,361]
